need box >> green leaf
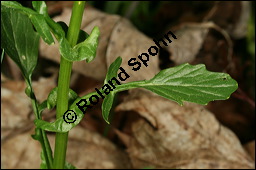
[31,127,42,141]
[34,90,97,132]
[1,1,100,62]
[116,63,238,105]
[31,128,53,169]
[30,14,55,45]
[1,49,4,63]
[35,63,238,131]
[104,57,122,84]
[102,92,116,124]
[1,4,40,81]
[102,56,122,123]
[36,57,122,127]
[32,1,48,16]
[64,162,76,169]
[40,150,48,169]
[47,87,78,110]
[1,1,55,45]
[60,26,100,62]
[38,100,47,118]
[30,1,55,44]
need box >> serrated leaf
[60,26,100,62]
[47,87,78,109]
[116,63,238,105]
[35,63,238,131]
[1,5,39,81]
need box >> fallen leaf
[66,126,132,169]
[1,76,56,131]
[166,23,209,65]
[1,128,42,169]
[116,89,254,169]
[1,126,132,169]
[243,140,255,161]
[1,76,56,168]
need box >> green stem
[28,82,53,168]
[53,1,86,169]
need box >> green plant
[1,1,238,169]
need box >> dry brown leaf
[66,126,132,169]
[1,126,132,169]
[164,22,235,74]
[166,23,209,65]
[1,81,31,130]
[1,76,56,131]
[1,77,56,168]
[1,128,42,169]
[244,141,255,161]
[40,7,160,82]
[105,18,160,83]
[116,89,255,169]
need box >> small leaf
[1,5,40,81]
[60,26,100,62]
[47,87,78,109]
[102,92,116,124]
[64,162,76,169]
[34,96,88,132]
[102,57,122,123]
[25,85,33,98]
[104,57,122,84]
[31,127,42,141]
[38,100,47,118]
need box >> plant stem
[53,1,86,169]
[27,82,53,168]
